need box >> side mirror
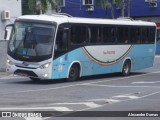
[4,24,14,40]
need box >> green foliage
[95,0,130,18]
[95,0,122,9]
[26,0,58,14]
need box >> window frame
[70,24,88,45]
[82,0,94,5]
[57,0,65,7]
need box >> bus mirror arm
[4,30,8,40]
[4,24,15,40]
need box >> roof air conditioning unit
[1,10,10,20]
[149,2,157,7]
[87,6,94,11]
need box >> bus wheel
[68,64,80,82]
[30,77,40,82]
[122,60,131,76]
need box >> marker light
[43,74,48,77]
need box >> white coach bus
[5,14,156,81]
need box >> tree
[127,0,130,17]
[22,0,33,15]
[95,0,130,18]
[27,0,58,14]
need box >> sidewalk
[0,72,10,78]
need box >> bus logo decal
[82,45,133,66]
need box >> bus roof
[18,14,156,27]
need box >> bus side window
[130,28,141,44]
[56,30,68,50]
[71,25,87,44]
[111,28,118,43]
[142,28,149,43]
[150,28,156,43]
[118,27,129,44]
[102,26,112,44]
[89,26,102,44]
[157,29,160,42]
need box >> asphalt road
[0,56,160,120]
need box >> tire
[68,64,80,82]
[30,77,40,82]
[122,60,131,76]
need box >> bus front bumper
[6,63,52,80]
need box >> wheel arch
[67,61,82,78]
[121,57,132,72]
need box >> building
[0,0,22,71]
[0,0,22,40]
[59,0,106,18]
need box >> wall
[0,0,22,40]
[0,41,7,71]
[60,0,106,18]
[61,0,160,18]
[131,0,160,17]
[0,0,21,71]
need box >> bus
[156,23,160,54]
[5,14,156,82]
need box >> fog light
[43,74,48,77]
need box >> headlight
[40,62,51,69]
[7,59,14,65]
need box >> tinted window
[56,29,69,50]
[103,26,115,44]
[130,27,141,43]
[71,25,87,44]
[88,26,102,44]
[157,29,160,42]
[117,27,129,44]
[149,28,155,43]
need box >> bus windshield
[8,22,55,57]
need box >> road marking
[0,91,160,120]
[25,117,51,120]
[132,81,160,84]
[0,74,24,80]
[113,95,139,99]
[83,83,160,88]
[0,84,81,94]
[84,71,160,85]
[25,118,43,120]
[1,71,160,95]
[84,102,101,108]
[155,55,160,58]
[51,107,73,111]
[104,99,120,103]
[140,90,160,98]
[53,102,101,108]
[0,107,73,111]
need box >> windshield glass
[9,22,55,57]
